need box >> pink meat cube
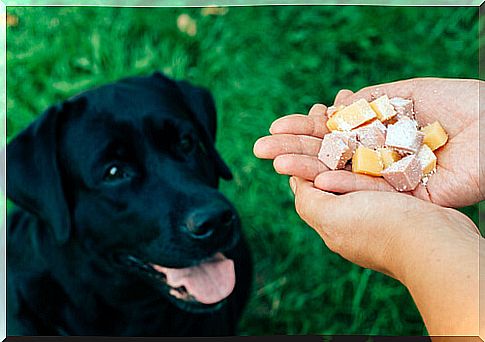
[385,118,424,154]
[318,131,357,170]
[354,120,387,149]
[381,155,422,191]
[389,97,415,120]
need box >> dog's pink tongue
[152,253,235,305]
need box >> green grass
[6,6,480,336]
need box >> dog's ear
[7,102,76,244]
[152,72,233,181]
[176,80,233,181]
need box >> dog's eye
[103,165,133,183]
[179,134,195,154]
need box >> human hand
[287,176,480,281]
[288,176,482,336]
[254,78,483,208]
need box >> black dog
[6,72,252,336]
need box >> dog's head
[7,72,240,313]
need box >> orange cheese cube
[420,121,448,151]
[352,146,383,177]
[370,95,397,122]
[416,144,437,175]
[326,99,377,131]
[377,148,401,169]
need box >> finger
[269,114,328,138]
[335,79,417,107]
[273,155,329,180]
[334,89,354,106]
[253,134,322,159]
[308,103,327,116]
[314,170,434,203]
[290,176,337,237]
[411,183,432,203]
[314,171,397,193]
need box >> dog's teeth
[169,289,185,299]
[125,255,140,266]
[140,263,154,272]
[168,286,196,302]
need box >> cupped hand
[287,176,480,283]
[254,78,483,208]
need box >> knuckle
[294,186,313,219]
[309,117,317,137]
[324,229,344,254]
[296,136,304,154]
[294,193,305,217]
[324,238,338,253]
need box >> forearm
[479,80,485,202]
[397,211,481,336]
[407,239,480,336]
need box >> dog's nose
[183,206,236,239]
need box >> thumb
[289,176,337,238]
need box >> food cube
[318,131,357,170]
[354,119,387,149]
[377,148,401,169]
[416,144,437,175]
[351,146,383,177]
[381,155,422,191]
[385,118,424,154]
[420,121,448,151]
[309,95,446,189]
[326,99,377,131]
[389,97,414,120]
[370,95,397,122]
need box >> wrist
[480,86,485,201]
[396,208,481,335]
[390,206,479,287]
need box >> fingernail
[269,122,278,134]
[253,139,266,158]
[289,177,296,193]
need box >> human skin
[253,78,484,208]
[253,78,484,336]
[288,176,482,337]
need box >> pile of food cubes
[317,95,448,192]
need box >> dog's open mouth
[116,252,235,309]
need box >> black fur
[7,73,252,336]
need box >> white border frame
[1,3,482,341]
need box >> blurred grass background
[6,6,481,336]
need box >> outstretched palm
[254,78,483,208]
